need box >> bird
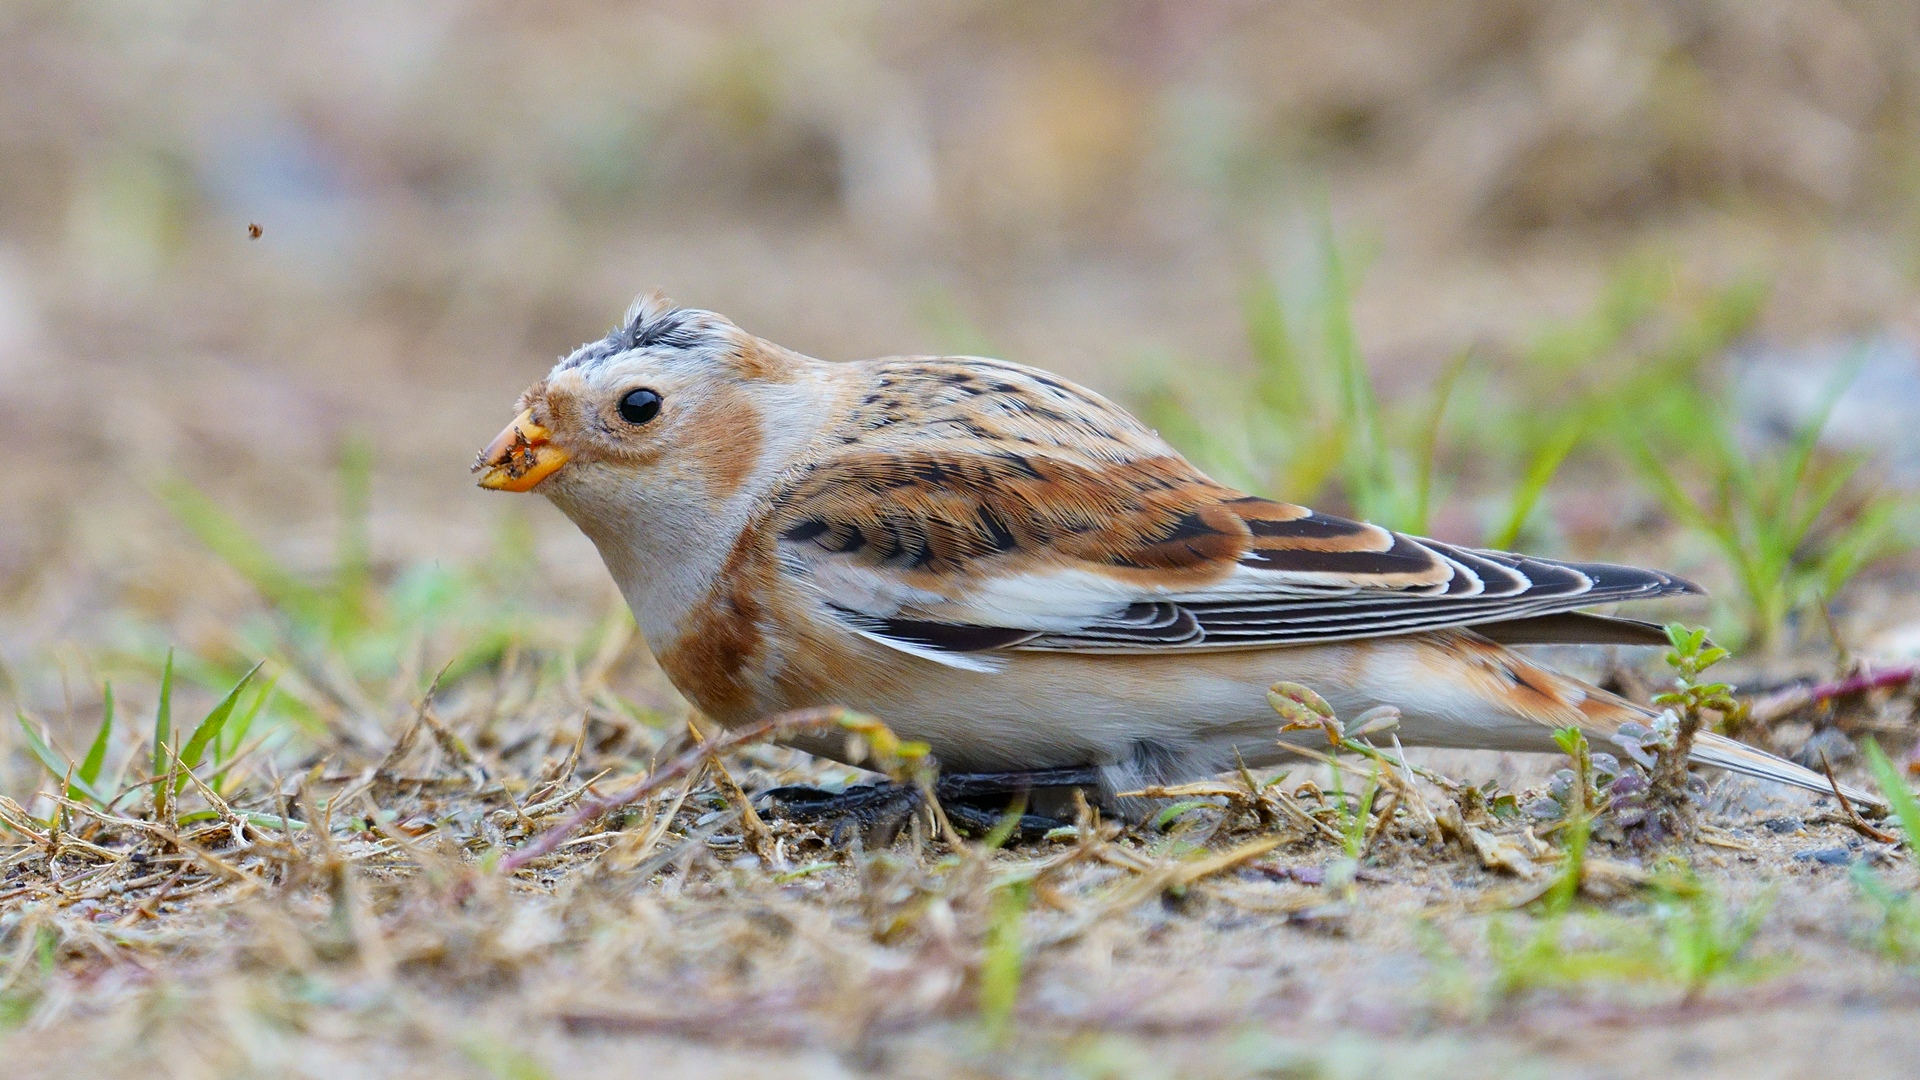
[475,293,1874,817]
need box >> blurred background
[6,0,1920,712]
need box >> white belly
[779,635,1571,786]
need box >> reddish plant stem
[1748,666,1920,724]
[1810,667,1920,702]
[498,706,850,874]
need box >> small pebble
[1795,729,1856,768]
[1792,845,1853,866]
[1760,817,1804,834]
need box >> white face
[498,308,830,643]
[532,348,737,514]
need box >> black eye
[618,388,662,425]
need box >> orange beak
[473,408,570,492]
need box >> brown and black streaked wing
[769,447,1696,660]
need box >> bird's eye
[618,388,662,425]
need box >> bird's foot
[757,766,1101,847]
[757,781,925,847]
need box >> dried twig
[685,719,777,862]
[1820,753,1898,844]
[499,706,854,873]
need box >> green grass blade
[1773,358,1861,513]
[153,649,174,815]
[1151,799,1216,831]
[1863,739,1920,851]
[978,792,1031,850]
[1631,438,1715,532]
[1242,269,1308,419]
[1410,349,1471,537]
[79,682,114,787]
[1488,420,1581,549]
[332,436,376,639]
[979,879,1032,1042]
[1345,779,1380,858]
[173,662,264,794]
[15,712,112,806]
[222,675,277,762]
[1782,456,1862,559]
[1817,498,1907,601]
[157,477,329,628]
[1321,233,1393,519]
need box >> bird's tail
[1426,631,1886,810]
[1687,728,1883,809]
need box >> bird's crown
[558,292,743,375]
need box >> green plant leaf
[331,436,377,641]
[14,712,112,807]
[221,676,276,762]
[1152,799,1216,830]
[173,662,264,793]
[79,682,114,787]
[1489,419,1582,550]
[153,649,175,816]
[1864,739,1920,851]
[1410,348,1472,536]
[979,879,1032,1043]
[157,479,329,629]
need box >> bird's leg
[757,766,1102,845]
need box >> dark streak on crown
[560,302,717,370]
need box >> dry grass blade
[685,719,777,862]
[1121,779,1345,844]
[498,706,856,873]
[373,661,454,779]
[1037,836,1283,948]
[40,791,264,887]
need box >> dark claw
[756,767,1099,847]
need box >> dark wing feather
[1470,613,1673,647]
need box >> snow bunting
[476,295,1867,809]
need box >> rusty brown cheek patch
[683,390,763,500]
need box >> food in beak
[474,408,570,492]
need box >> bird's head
[473,293,819,531]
